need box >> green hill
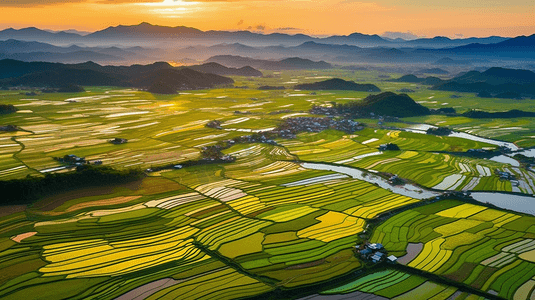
[333,92,430,117]
[295,78,380,92]
[0,59,234,92]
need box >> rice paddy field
[371,201,535,299]
[320,269,487,300]
[0,69,534,299]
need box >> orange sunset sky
[0,0,533,37]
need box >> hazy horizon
[0,22,533,40]
[0,0,533,38]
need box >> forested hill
[0,59,234,92]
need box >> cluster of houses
[268,109,292,115]
[309,105,339,116]
[206,116,363,141]
[109,138,128,145]
[0,125,19,132]
[435,191,472,200]
[234,111,252,115]
[55,154,102,166]
[495,169,515,181]
[388,174,402,185]
[379,143,400,151]
[58,154,86,165]
[467,148,491,155]
[230,134,278,146]
[356,243,397,264]
[205,120,222,129]
[200,145,236,162]
[274,117,362,135]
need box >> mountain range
[430,67,535,97]
[0,23,515,48]
[187,62,262,77]
[206,56,332,70]
[416,34,535,59]
[2,33,534,68]
[0,23,533,68]
[388,67,535,97]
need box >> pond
[488,155,520,166]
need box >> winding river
[405,124,519,151]
[300,162,535,216]
[300,162,439,199]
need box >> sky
[0,0,533,37]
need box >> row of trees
[0,104,17,114]
[0,165,145,205]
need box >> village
[355,241,398,265]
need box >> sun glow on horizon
[134,0,203,18]
[136,0,203,18]
[137,0,201,7]
[0,0,532,37]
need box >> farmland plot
[371,200,535,299]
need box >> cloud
[455,33,464,37]
[275,27,299,31]
[381,31,419,40]
[246,24,266,32]
[0,0,175,7]
[0,0,85,7]
[237,19,244,26]
[0,0,282,7]
[0,0,279,6]
[0,0,153,7]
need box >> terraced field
[284,128,534,194]
[0,69,534,299]
[371,201,535,299]
[321,269,486,300]
[0,151,425,298]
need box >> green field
[370,201,535,299]
[0,69,534,299]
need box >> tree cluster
[0,165,144,205]
[0,104,17,114]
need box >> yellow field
[40,226,202,278]
[434,219,483,237]
[227,195,267,215]
[218,232,265,259]
[297,211,365,242]
[519,250,535,263]
[408,238,452,272]
[468,209,507,222]
[397,151,419,159]
[260,205,319,222]
[441,232,481,250]
[436,204,487,219]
